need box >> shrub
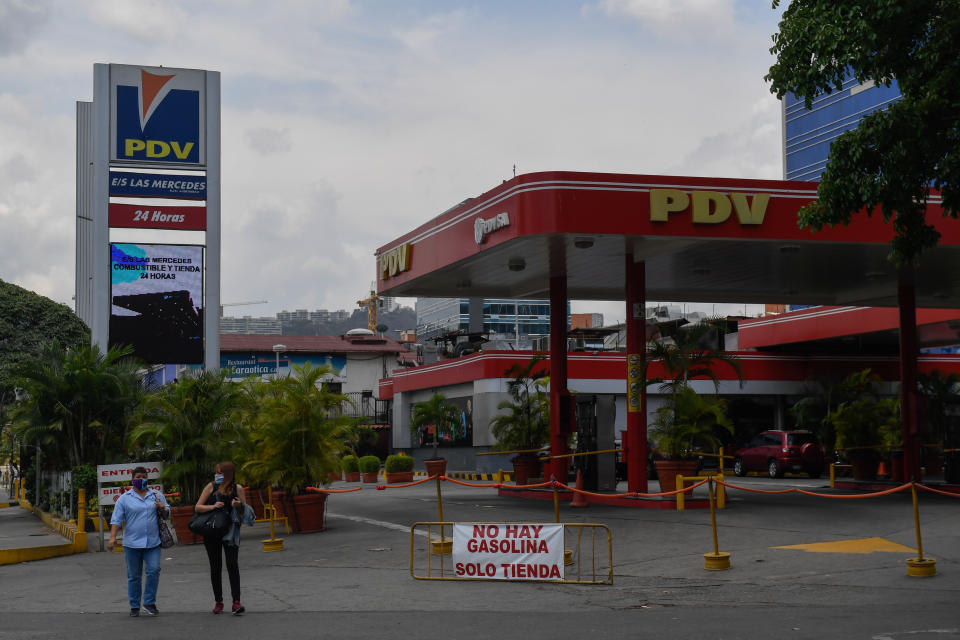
[341,455,359,473]
[385,454,415,473]
[358,455,381,474]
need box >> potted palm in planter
[832,395,900,481]
[131,369,243,543]
[650,385,733,494]
[243,363,355,533]
[410,393,460,477]
[385,454,415,483]
[489,356,550,484]
[359,455,381,483]
[341,455,360,482]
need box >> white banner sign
[96,461,164,503]
[100,483,164,504]
[452,523,564,581]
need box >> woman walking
[107,466,170,617]
[196,461,247,614]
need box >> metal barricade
[410,522,613,584]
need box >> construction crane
[219,300,268,317]
[356,290,382,332]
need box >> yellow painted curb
[906,557,936,577]
[0,503,87,565]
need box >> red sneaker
[232,601,245,615]
[212,602,224,614]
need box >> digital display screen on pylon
[109,243,204,364]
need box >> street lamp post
[272,344,287,379]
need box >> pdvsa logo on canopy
[110,64,206,165]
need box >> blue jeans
[124,545,161,608]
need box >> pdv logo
[114,66,202,164]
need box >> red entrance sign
[109,203,206,230]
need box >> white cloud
[0,1,787,319]
[584,0,738,42]
[0,0,50,56]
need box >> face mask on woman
[214,474,224,485]
[132,478,148,491]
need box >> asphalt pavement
[1,476,959,639]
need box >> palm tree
[650,385,734,459]
[130,369,243,503]
[243,363,355,495]
[11,341,144,468]
[410,393,460,460]
[489,355,550,454]
[647,318,743,393]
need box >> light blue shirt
[109,488,170,549]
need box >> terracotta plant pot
[362,472,379,483]
[385,471,414,483]
[328,471,342,483]
[246,487,268,520]
[169,505,201,545]
[849,450,880,481]
[424,458,447,477]
[345,471,361,482]
[653,459,700,495]
[278,491,327,533]
[511,454,542,485]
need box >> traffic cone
[570,469,589,508]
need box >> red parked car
[732,430,825,478]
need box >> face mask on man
[132,478,148,491]
[214,474,224,484]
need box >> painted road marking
[326,512,428,537]
[773,537,915,554]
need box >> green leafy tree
[10,341,144,469]
[917,370,960,444]
[0,279,90,426]
[489,356,550,454]
[767,1,960,264]
[410,393,460,460]
[243,363,355,495]
[130,369,243,503]
[790,369,882,452]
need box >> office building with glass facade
[416,298,562,344]
[783,77,901,182]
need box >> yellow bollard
[716,474,726,510]
[829,463,836,488]
[905,484,935,577]
[430,473,452,555]
[703,477,731,570]
[77,489,86,530]
[261,491,284,552]
[676,475,685,511]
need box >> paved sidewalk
[0,504,73,551]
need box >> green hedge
[385,454,415,472]
[341,455,359,473]
[358,455,381,473]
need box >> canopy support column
[898,265,922,482]
[549,274,570,482]
[625,255,648,493]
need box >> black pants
[203,537,240,602]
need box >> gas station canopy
[376,171,960,309]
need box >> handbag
[150,490,177,548]
[188,493,231,539]
[158,511,177,548]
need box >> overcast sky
[0,0,785,324]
